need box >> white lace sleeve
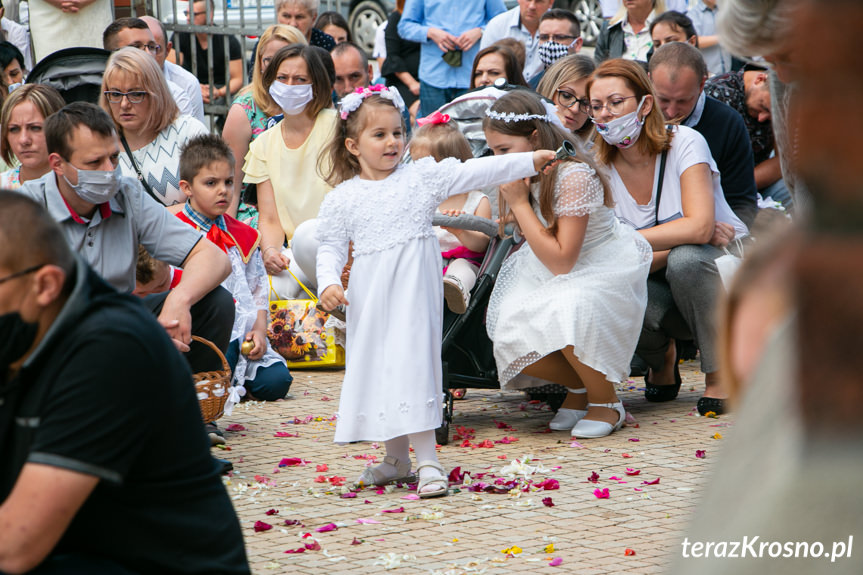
[247,249,268,310]
[315,188,350,243]
[554,163,605,218]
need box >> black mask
[0,312,38,372]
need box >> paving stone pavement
[217,360,730,574]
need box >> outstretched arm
[440,151,556,200]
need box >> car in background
[553,0,603,46]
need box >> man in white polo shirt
[480,0,552,84]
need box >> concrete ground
[219,360,727,574]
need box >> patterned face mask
[538,40,574,68]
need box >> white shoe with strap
[570,402,626,439]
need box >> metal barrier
[136,0,345,130]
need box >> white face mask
[269,82,313,116]
[593,96,647,149]
[63,163,122,204]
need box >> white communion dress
[487,162,653,388]
[316,153,539,443]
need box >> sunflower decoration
[285,334,315,359]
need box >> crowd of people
[0,0,823,572]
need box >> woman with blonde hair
[0,84,65,188]
[586,58,747,415]
[99,47,208,207]
[594,0,667,63]
[223,24,307,220]
[537,54,596,142]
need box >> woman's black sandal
[697,397,726,416]
[644,362,681,402]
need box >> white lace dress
[316,153,538,443]
[487,162,652,388]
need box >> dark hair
[410,121,472,163]
[45,102,117,159]
[263,44,334,118]
[103,17,150,51]
[540,9,581,38]
[0,41,24,73]
[0,191,75,283]
[469,45,528,89]
[492,38,526,71]
[314,11,351,42]
[320,93,405,187]
[179,133,236,183]
[649,10,698,47]
[648,41,708,82]
[331,40,369,70]
[483,90,611,236]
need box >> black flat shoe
[697,396,726,416]
[644,362,681,402]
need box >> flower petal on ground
[253,520,272,532]
[695,450,706,459]
[381,507,405,513]
[588,471,600,483]
[642,478,660,485]
[316,464,329,472]
[356,518,381,524]
[542,497,554,507]
[624,468,641,476]
[593,488,610,499]
[225,423,245,431]
[549,557,563,566]
[315,523,338,532]
[625,548,636,556]
[265,509,279,515]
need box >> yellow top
[243,108,336,240]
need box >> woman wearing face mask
[537,54,596,142]
[223,25,307,223]
[243,44,336,286]
[100,48,208,209]
[586,59,748,415]
[0,84,65,188]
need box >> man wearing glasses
[531,9,583,88]
[102,17,203,124]
[480,0,553,84]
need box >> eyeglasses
[126,42,161,54]
[538,34,576,43]
[586,95,637,118]
[556,90,589,111]
[103,91,149,104]
[0,263,44,285]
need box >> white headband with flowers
[339,84,406,120]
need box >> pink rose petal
[340,492,357,499]
[356,518,381,524]
[225,423,245,431]
[284,547,305,554]
[542,497,554,507]
[588,471,600,483]
[549,557,563,566]
[695,450,706,459]
[265,509,279,515]
[642,477,660,485]
[381,506,405,513]
[624,468,641,476]
[401,494,420,500]
[315,523,338,532]
[593,488,610,499]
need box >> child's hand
[243,330,266,361]
[499,178,531,208]
[532,150,558,174]
[263,248,290,276]
[319,285,349,312]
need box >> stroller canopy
[27,47,112,105]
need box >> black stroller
[26,47,111,104]
[428,84,569,445]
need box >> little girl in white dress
[315,85,556,497]
[483,90,652,439]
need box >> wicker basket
[192,336,231,423]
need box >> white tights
[385,430,442,485]
[444,258,478,292]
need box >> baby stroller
[428,84,569,445]
[26,47,111,104]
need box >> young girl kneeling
[316,85,555,497]
[484,91,652,439]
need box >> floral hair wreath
[485,99,560,125]
[339,84,406,120]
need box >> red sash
[176,212,261,264]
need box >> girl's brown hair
[409,121,472,163]
[319,94,405,187]
[482,90,612,236]
[262,44,333,120]
[585,58,672,166]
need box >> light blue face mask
[63,163,122,204]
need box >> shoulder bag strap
[654,149,669,226]
[120,135,160,203]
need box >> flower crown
[339,84,406,120]
[485,99,560,124]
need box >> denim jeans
[226,339,293,401]
[419,82,467,119]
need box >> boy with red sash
[177,134,292,411]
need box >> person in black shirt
[0,191,249,575]
[173,0,244,105]
[649,42,759,228]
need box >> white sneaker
[443,276,470,314]
[549,407,588,430]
